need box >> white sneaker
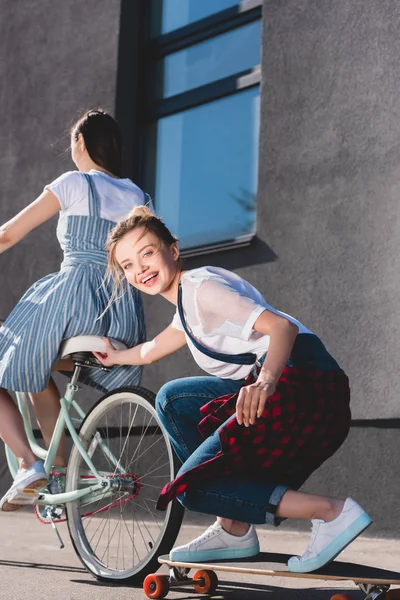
[288,498,372,573]
[170,522,260,562]
[0,460,48,512]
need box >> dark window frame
[135,0,262,256]
[150,0,262,57]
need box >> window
[144,0,262,254]
[158,20,261,98]
[151,0,243,37]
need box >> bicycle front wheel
[65,386,184,584]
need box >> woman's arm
[253,309,299,385]
[236,310,298,427]
[93,325,187,367]
[0,189,61,254]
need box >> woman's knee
[155,377,196,416]
[155,380,179,416]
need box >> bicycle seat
[60,335,127,360]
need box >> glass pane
[151,87,260,250]
[158,20,261,98]
[151,0,241,37]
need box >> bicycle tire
[65,386,184,583]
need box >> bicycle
[2,331,184,584]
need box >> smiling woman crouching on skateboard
[94,206,372,574]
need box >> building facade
[0,0,399,535]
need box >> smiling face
[115,226,180,296]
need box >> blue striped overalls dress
[0,174,145,393]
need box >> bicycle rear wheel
[66,386,184,583]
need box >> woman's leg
[0,387,48,511]
[177,472,371,571]
[174,467,371,569]
[0,387,37,469]
[29,359,73,468]
[276,490,343,521]
[156,376,244,464]
[180,475,344,527]
[172,426,371,570]
[160,375,371,571]
[30,378,66,467]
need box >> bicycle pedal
[8,487,41,505]
[42,505,64,521]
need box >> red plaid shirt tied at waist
[156,365,350,510]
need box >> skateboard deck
[143,552,400,599]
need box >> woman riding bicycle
[94,205,372,574]
[0,109,149,510]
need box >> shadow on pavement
[215,581,359,599]
[0,559,85,573]
[71,579,137,588]
[69,578,360,599]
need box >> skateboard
[143,552,400,600]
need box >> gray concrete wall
[256,0,400,534]
[254,0,400,533]
[258,0,400,422]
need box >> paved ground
[0,511,399,600]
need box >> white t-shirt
[171,266,312,380]
[46,169,152,248]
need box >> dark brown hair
[71,109,122,177]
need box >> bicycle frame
[6,365,128,507]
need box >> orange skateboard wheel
[193,569,218,595]
[143,574,170,599]
[387,590,400,600]
[330,595,353,600]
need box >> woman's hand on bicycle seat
[93,338,120,367]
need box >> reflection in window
[151,0,241,36]
[157,20,261,98]
[152,88,260,250]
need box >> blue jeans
[156,376,289,526]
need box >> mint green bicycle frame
[5,366,126,507]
